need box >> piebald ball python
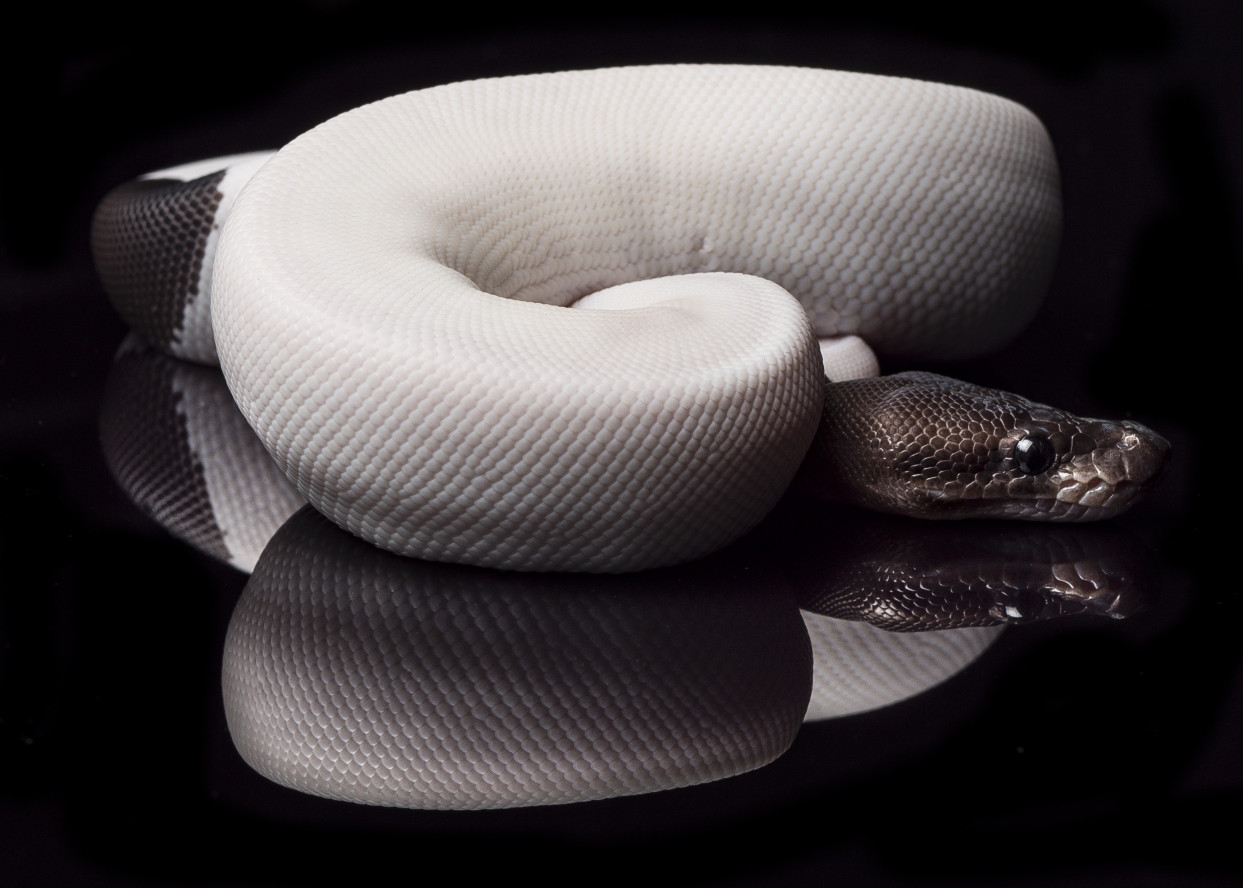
[91,65,1169,572]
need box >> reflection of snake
[220,506,1148,807]
[224,507,813,808]
[91,65,1168,572]
[98,348,1154,807]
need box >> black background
[2,3,1236,884]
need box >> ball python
[90,65,1169,572]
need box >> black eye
[1014,434,1057,475]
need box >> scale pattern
[91,172,225,356]
[99,337,307,571]
[222,508,812,808]
[204,66,1060,572]
[99,338,232,561]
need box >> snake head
[801,372,1170,520]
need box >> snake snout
[801,372,1170,521]
[1053,416,1170,519]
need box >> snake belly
[92,65,1063,572]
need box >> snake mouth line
[911,478,1151,521]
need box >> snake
[90,64,1169,572]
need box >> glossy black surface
[2,7,1232,885]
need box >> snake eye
[1014,434,1057,475]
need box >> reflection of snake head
[802,371,1170,520]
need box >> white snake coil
[91,65,1167,573]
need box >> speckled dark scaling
[99,342,231,561]
[91,172,225,353]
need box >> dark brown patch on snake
[797,372,1170,521]
[90,171,226,353]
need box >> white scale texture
[801,611,1002,720]
[222,509,812,808]
[172,359,305,571]
[211,65,1061,572]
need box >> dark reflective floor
[2,9,1233,885]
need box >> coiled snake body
[91,65,1169,572]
